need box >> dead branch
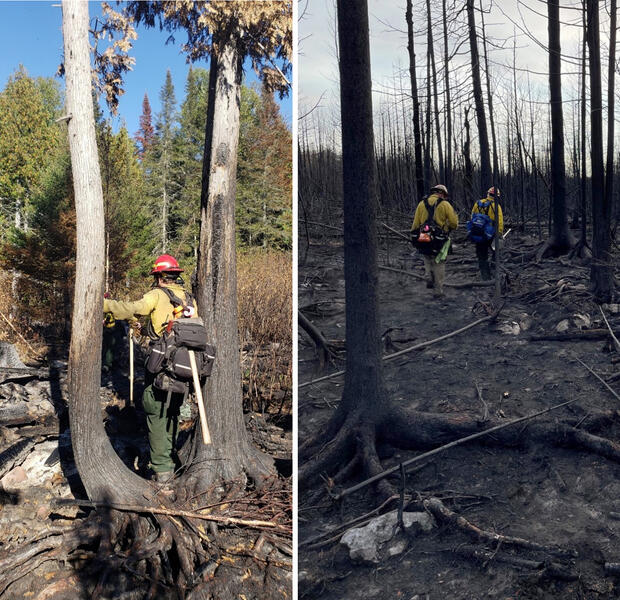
[300,311,500,389]
[300,495,400,549]
[473,380,489,423]
[425,497,576,558]
[378,264,493,287]
[380,222,412,242]
[574,356,620,403]
[52,498,289,532]
[454,544,578,580]
[298,310,340,368]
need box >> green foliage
[141,69,181,255]
[0,64,291,326]
[0,67,63,236]
[236,85,292,250]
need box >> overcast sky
[299,0,609,137]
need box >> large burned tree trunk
[191,31,273,489]
[299,0,392,496]
[63,0,146,501]
[544,0,574,256]
[587,0,615,302]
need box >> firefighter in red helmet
[103,254,197,485]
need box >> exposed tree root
[424,497,576,558]
[535,234,576,262]
[0,478,292,599]
[454,544,578,581]
[300,399,620,505]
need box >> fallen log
[606,563,620,575]
[0,402,37,426]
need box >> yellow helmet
[431,184,448,196]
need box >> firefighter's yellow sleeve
[411,203,425,230]
[103,290,160,321]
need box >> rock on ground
[339,510,435,564]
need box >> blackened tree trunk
[479,0,498,183]
[605,0,616,204]
[299,0,391,496]
[466,0,492,191]
[587,0,614,301]
[192,33,273,488]
[427,0,444,183]
[463,106,474,205]
[63,0,146,501]
[442,0,453,194]
[545,0,573,255]
[580,13,588,248]
[406,0,425,203]
[337,0,386,420]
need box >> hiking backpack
[144,287,216,400]
[466,200,496,243]
[411,197,448,256]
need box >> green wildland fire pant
[141,372,183,474]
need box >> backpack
[144,287,216,401]
[411,197,448,256]
[466,200,496,243]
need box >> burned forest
[299,0,619,598]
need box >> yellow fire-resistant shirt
[471,196,504,234]
[103,283,195,337]
[411,193,459,233]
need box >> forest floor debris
[299,225,620,599]
[0,344,291,599]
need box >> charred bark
[191,31,274,489]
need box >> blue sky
[1,1,292,135]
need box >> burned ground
[299,222,619,599]
[0,344,291,599]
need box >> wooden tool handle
[188,350,211,445]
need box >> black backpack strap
[159,286,196,312]
[423,197,443,224]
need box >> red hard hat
[151,254,184,274]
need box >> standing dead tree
[406,0,425,202]
[466,0,492,192]
[540,0,574,258]
[587,0,615,302]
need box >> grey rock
[340,510,435,564]
[0,343,26,369]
